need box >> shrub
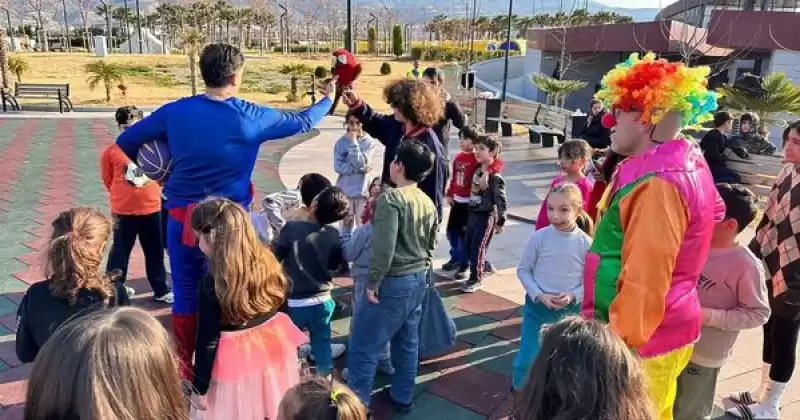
[411,46,423,60]
[314,65,329,78]
[380,62,392,75]
[392,24,403,57]
[368,27,377,54]
[410,45,521,62]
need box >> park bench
[486,102,541,138]
[11,83,74,113]
[529,105,570,148]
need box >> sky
[596,0,678,8]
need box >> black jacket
[580,112,611,149]
[468,167,508,227]
[700,129,729,167]
[350,101,447,220]
[432,95,466,159]
[272,221,344,299]
[16,279,129,363]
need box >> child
[272,187,350,377]
[334,111,376,231]
[16,207,130,363]
[250,189,303,244]
[673,183,769,420]
[346,140,439,409]
[360,177,381,225]
[443,124,481,273]
[460,135,508,293]
[587,149,625,222]
[277,377,368,420]
[515,316,654,420]
[511,184,593,390]
[535,139,594,230]
[101,105,172,303]
[701,111,741,183]
[24,308,188,420]
[728,121,800,420]
[730,113,776,156]
[339,183,395,381]
[285,173,332,223]
[190,198,307,419]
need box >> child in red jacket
[443,125,503,280]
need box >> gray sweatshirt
[334,133,377,198]
[692,245,770,368]
[341,223,372,279]
[517,225,592,302]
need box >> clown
[582,52,725,420]
[329,48,362,115]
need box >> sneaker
[382,387,413,413]
[153,292,174,304]
[125,286,136,298]
[441,259,459,271]
[483,261,497,275]
[453,267,468,281]
[460,279,483,293]
[309,343,348,361]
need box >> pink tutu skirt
[190,312,308,420]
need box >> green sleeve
[369,194,399,290]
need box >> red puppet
[329,48,362,115]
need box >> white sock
[757,363,771,400]
[762,379,789,409]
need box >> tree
[182,29,205,96]
[0,29,9,89]
[392,24,402,58]
[72,0,94,51]
[367,27,376,54]
[96,1,114,49]
[28,0,50,52]
[718,72,800,137]
[85,60,124,102]
[531,73,587,108]
[279,63,313,103]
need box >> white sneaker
[125,286,136,298]
[308,343,347,361]
[153,292,174,304]
[727,403,780,419]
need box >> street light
[500,0,514,102]
[135,0,143,53]
[345,0,354,52]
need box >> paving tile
[455,290,517,321]
[450,308,500,345]
[489,307,522,339]
[0,364,31,407]
[0,404,23,420]
[488,394,515,420]
[0,315,18,333]
[466,335,518,379]
[397,392,484,420]
[427,365,511,416]
[11,266,45,286]
[419,341,472,376]
[0,298,17,317]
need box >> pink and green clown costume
[582,53,725,419]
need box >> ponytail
[329,384,368,420]
[576,209,594,236]
[281,377,367,420]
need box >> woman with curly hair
[15,207,131,363]
[342,79,447,219]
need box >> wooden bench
[529,105,569,147]
[485,102,541,137]
[725,151,783,203]
[11,83,74,113]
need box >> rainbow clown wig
[595,52,718,126]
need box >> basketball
[136,139,172,182]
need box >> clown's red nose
[601,112,617,129]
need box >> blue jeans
[347,271,428,406]
[351,276,391,361]
[511,296,580,390]
[446,230,467,265]
[288,299,336,375]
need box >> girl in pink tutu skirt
[189,198,309,420]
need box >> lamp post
[500,0,514,102]
[345,0,354,52]
[61,0,71,52]
[465,0,478,71]
[135,0,143,53]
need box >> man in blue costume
[116,43,335,378]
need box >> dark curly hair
[383,79,444,128]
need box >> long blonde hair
[46,207,117,305]
[190,198,288,325]
[550,184,593,235]
[25,308,188,420]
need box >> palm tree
[182,29,205,95]
[0,29,9,89]
[279,63,313,103]
[8,56,30,84]
[85,60,125,102]
[532,73,587,107]
[718,72,800,137]
[96,2,114,48]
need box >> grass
[10,52,440,112]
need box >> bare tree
[72,0,94,51]
[28,0,51,52]
[0,0,13,52]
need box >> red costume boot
[173,313,197,380]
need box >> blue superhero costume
[117,95,332,377]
